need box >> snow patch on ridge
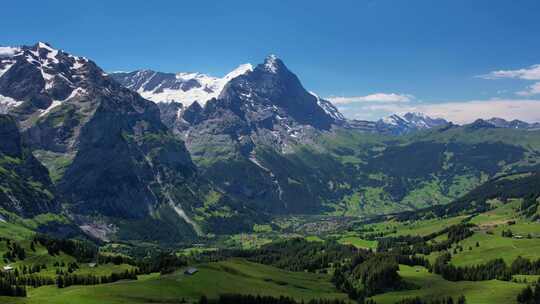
[133,63,253,107]
[0,46,21,58]
[264,54,279,73]
[0,61,15,79]
[310,91,346,121]
[0,95,21,114]
[39,87,88,117]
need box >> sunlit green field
[0,234,136,278]
[366,216,468,238]
[372,265,526,304]
[446,201,540,266]
[449,225,540,266]
[0,194,538,304]
[0,259,348,304]
[337,235,377,249]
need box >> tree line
[56,269,138,288]
[34,234,98,262]
[202,238,361,273]
[377,223,474,256]
[0,278,26,297]
[432,253,540,281]
[2,239,26,261]
[332,253,429,300]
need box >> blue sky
[1,0,540,122]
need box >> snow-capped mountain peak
[377,112,449,134]
[0,42,96,114]
[111,63,254,107]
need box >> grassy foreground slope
[449,200,540,266]
[372,265,524,304]
[1,259,347,304]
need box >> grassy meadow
[1,259,348,304]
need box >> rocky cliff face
[147,55,347,214]
[166,55,345,158]
[0,43,249,242]
[0,114,59,217]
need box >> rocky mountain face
[0,114,59,217]
[114,55,465,216]
[148,55,348,214]
[0,42,113,154]
[0,43,253,242]
[169,55,345,154]
[113,56,346,155]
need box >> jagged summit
[113,55,346,136]
[141,54,348,192]
[262,54,282,73]
[0,42,101,117]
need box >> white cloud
[328,93,414,105]
[516,82,540,96]
[479,64,540,80]
[479,64,540,97]
[339,99,540,124]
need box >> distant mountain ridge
[111,64,253,107]
[346,112,449,135]
[111,59,454,137]
[376,112,449,134]
[483,118,540,130]
[348,115,540,134]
